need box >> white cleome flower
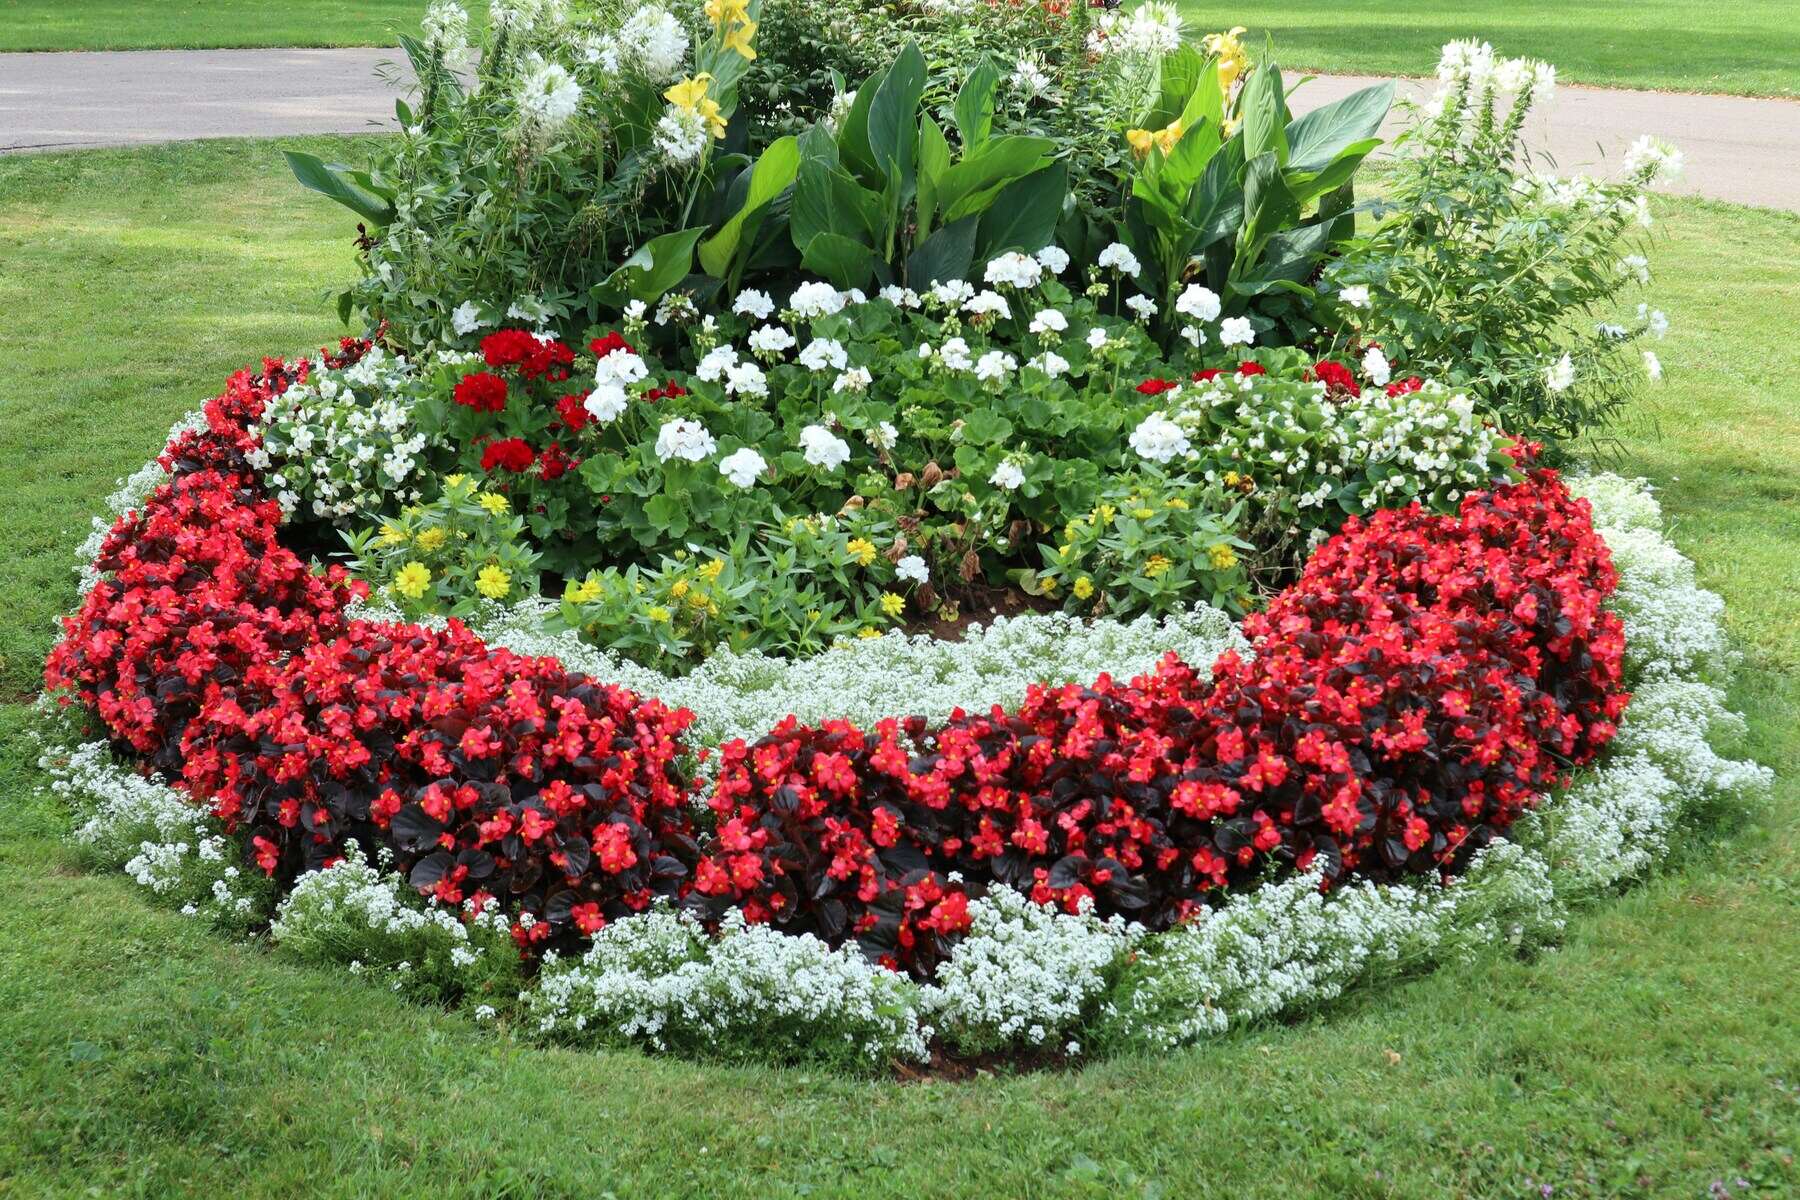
[1218,316,1255,347]
[1643,350,1663,382]
[653,106,710,164]
[718,447,767,488]
[1622,135,1684,185]
[799,424,851,470]
[517,62,581,131]
[1175,284,1222,322]
[654,417,716,462]
[1545,353,1576,393]
[619,4,690,81]
[1128,411,1191,464]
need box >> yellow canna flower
[720,17,757,60]
[704,0,750,26]
[1125,127,1156,159]
[880,591,906,618]
[665,74,727,138]
[475,564,512,599]
[1154,118,1185,156]
[394,561,432,600]
[1205,26,1250,90]
[477,492,509,516]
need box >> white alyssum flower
[1545,353,1576,392]
[989,459,1025,490]
[1218,316,1255,347]
[1362,346,1392,387]
[718,447,767,488]
[1097,242,1141,277]
[1129,411,1192,464]
[984,251,1045,290]
[654,417,716,462]
[733,289,775,320]
[1175,284,1222,322]
[895,555,929,585]
[798,424,851,470]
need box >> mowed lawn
[0,139,1796,1198]
[1,0,1796,97]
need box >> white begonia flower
[975,350,1017,382]
[1029,308,1069,335]
[789,282,847,318]
[1175,284,1222,322]
[1362,346,1392,387]
[724,360,768,397]
[965,290,1012,320]
[1337,284,1371,309]
[1643,350,1663,382]
[1128,411,1191,464]
[936,337,974,372]
[798,337,849,372]
[695,345,738,382]
[1545,353,1576,393]
[867,420,899,450]
[1028,351,1070,378]
[930,279,976,307]
[747,324,796,356]
[984,251,1045,290]
[895,555,929,584]
[1035,245,1071,275]
[1125,294,1157,320]
[619,3,689,80]
[1097,242,1141,277]
[594,349,648,386]
[655,417,716,462]
[834,367,874,394]
[1219,316,1256,347]
[517,62,581,131]
[799,424,851,470]
[989,459,1026,490]
[734,289,775,320]
[451,301,485,335]
[718,447,767,488]
[585,382,629,424]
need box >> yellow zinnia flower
[568,576,602,605]
[846,537,877,567]
[1208,543,1240,570]
[475,564,512,599]
[857,626,881,640]
[394,562,432,600]
[1144,554,1172,579]
[879,591,906,618]
[477,492,509,516]
[670,578,690,599]
[377,522,408,547]
[415,526,448,552]
[1073,576,1094,601]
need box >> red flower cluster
[688,457,1628,973]
[1309,359,1362,397]
[482,329,575,382]
[479,437,536,474]
[48,352,698,951]
[453,372,509,413]
[1191,362,1265,383]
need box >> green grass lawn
[1,139,1797,1198]
[4,1,1796,98]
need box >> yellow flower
[567,576,602,605]
[1073,576,1094,600]
[670,579,690,599]
[704,0,749,26]
[377,522,408,547]
[477,492,509,516]
[647,605,672,623]
[1222,470,1242,487]
[415,526,448,552]
[879,591,906,618]
[1040,575,1058,593]
[857,626,881,640]
[1133,507,1155,520]
[1204,26,1250,90]
[1154,119,1185,156]
[1208,543,1240,570]
[393,562,432,600]
[1144,554,1172,579]
[665,74,726,138]
[444,474,467,488]
[846,537,877,567]
[1166,497,1189,510]
[1125,127,1156,159]
[720,17,757,60]
[1097,503,1117,524]
[475,564,512,599]
[699,559,725,581]
[1222,114,1243,139]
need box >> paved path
[3,48,1798,211]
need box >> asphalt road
[2,48,1797,211]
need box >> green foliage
[344,475,543,617]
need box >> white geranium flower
[594,349,647,386]
[930,279,976,307]
[1029,309,1068,335]
[975,350,1017,382]
[895,555,929,584]
[1125,294,1157,320]
[965,291,1013,321]
[799,424,851,470]
[1027,351,1070,378]
[718,447,767,488]
[1085,328,1109,351]
[695,345,738,382]
[747,325,796,356]
[733,289,775,320]
[984,251,1045,290]
[1175,284,1221,322]
[654,417,716,462]
[724,360,768,397]
[833,367,873,394]
[1362,346,1392,387]
[1545,353,1576,392]
[585,382,629,423]
[1097,242,1141,277]
[880,285,922,309]
[1219,316,1255,347]
[866,420,899,450]
[789,282,847,318]
[935,337,974,372]
[1035,245,1071,275]
[989,460,1025,490]
[1337,284,1371,309]
[798,338,849,372]
[451,301,485,335]
[1129,411,1191,463]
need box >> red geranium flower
[1310,360,1361,396]
[479,437,535,473]
[453,372,508,413]
[1136,377,1179,395]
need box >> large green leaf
[1233,151,1298,277]
[1284,81,1392,173]
[791,155,882,252]
[906,215,978,287]
[937,135,1056,223]
[800,231,883,290]
[1282,137,1380,208]
[866,41,926,189]
[915,114,952,238]
[594,226,707,305]
[952,55,1001,149]
[699,135,800,279]
[1238,65,1289,168]
[284,151,395,228]
[974,161,1069,261]
[1231,223,1332,294]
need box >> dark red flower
[479,437,535,473]
[1235,361,1266,377]
[1386,376,1426,397]
[453,372,508,413]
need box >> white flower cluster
[269,843,518,998]
[251,347,433,520]
[921,887,1140,1054]
[1090,2,1184,58]
[523,907,930,1065]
